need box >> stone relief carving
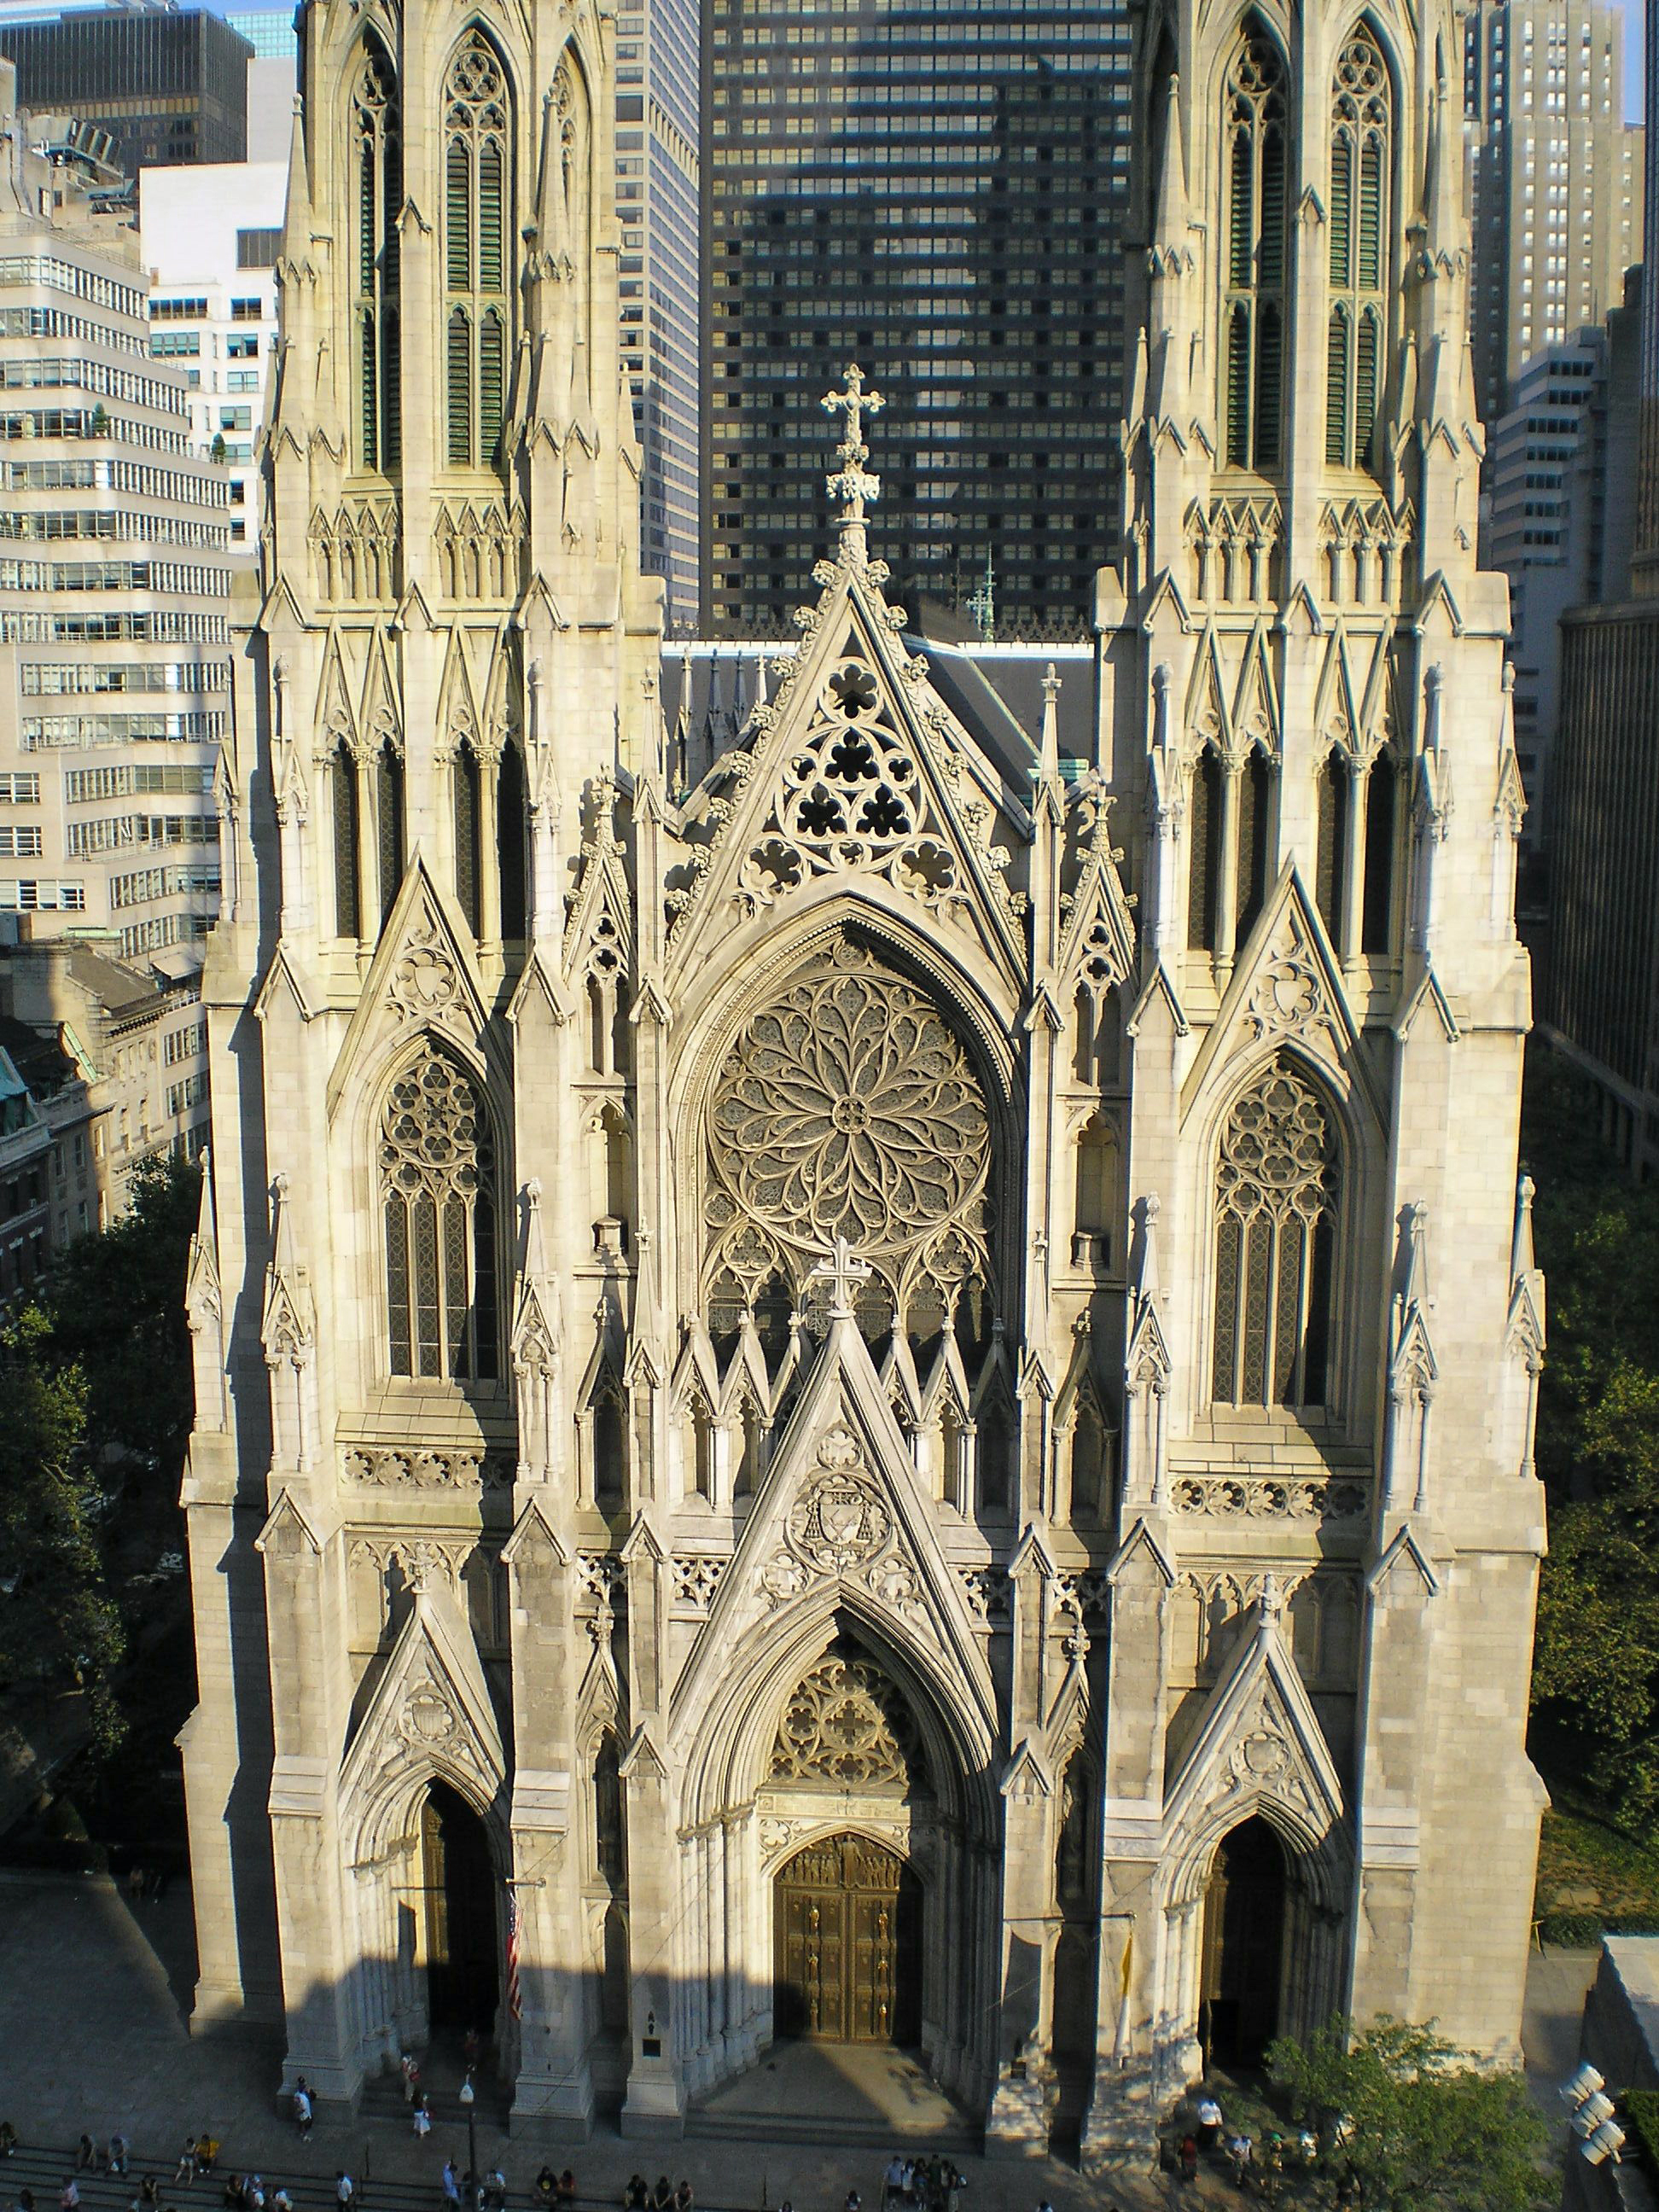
[343,1445,511,1491]
[1171,1473,1368,1519]
[671,1555,729,1613]
[957,1564,1012,1626]
[787,1429,892,1573]
[387,905,464,1024]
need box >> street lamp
[458,2071,476,2203]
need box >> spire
[1423,71,1460,261]
[278,95,313,271]
[1150,78,1188,265]
[821,364,885,566]
[1038,662,1062,788]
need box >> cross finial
[821,364,884,562]
[807,1234,872,1323]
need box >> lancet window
[351,37,401,474]
[1326,31,1391,473]
[1221,22,1289,473]
[1189,746,1273,958]
[374,738,404,927]
[1212,1059,1339,1410]
[330,738,360,940]
[442,31,511,472]
[380,1041,501,1382]
[453,741,482,935]
[1316,748,1400,958]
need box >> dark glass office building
[0,9,252,172]
[702,0,1132,636]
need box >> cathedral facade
[178,0,1548,2162]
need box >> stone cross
[808,1233,872,1322]
[821,364,884,559]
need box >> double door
[774,1832,921,2045]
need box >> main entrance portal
[1199,1816,1288,2067]
[774,1833,922,2046]
[421,1781,500,2033]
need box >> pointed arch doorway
[421,1781,500,2034]
[1199,1816,1288,2067]
[774,1833,922,2046]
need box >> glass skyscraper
[702,0,1132,635]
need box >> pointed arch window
[1222,23,1289,473]
[380,1041,501,1382]
[329,738,361,939]
[374,738,404,928]
[441,30,513,472]
[1327,31,1391,473]
[351,37,401,474]
[497,740,527,940]
[1188,745,1223,951]
[1360,748,1398,952]
[453,740,481,935]
[1212,1059,1339,1410]
[1315,750,1350,937]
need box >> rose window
[704,934,992,1320]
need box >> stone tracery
[769,1648,927,1792]
[704,934,992,1324]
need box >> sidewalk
[0,1871,1182,2212]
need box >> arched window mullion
[380,1043,502,1384]
[1221,23,1288,473]
[351,38,399,474]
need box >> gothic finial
[1511,1173,1537,1282]
[1260,1571,1282,1627]
[1038,662,1062,789]
[821,364,885,562]
[1151,77,1187,261]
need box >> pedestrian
[672,2186,693,2212]
[400,2055,420,2105]
[625,2180,648,2212]
[653,2181,673,2212]
[882,2159,904,2212]
[1179,2134,1199,2185]
[110,2137,130,2178]
[335,2175,354,2212]
[195,2139,219,2180]
[272,2194,293,2212]
[74,2141,95,2176]
[441,2163,462,2210]
[18,2191,34,2212]
[1227,2133,1255,2188]
[413,2097,432,2139]
[175,2146,196,2190]
[61,2180,80,2212]
[292,2083,312,2143]
[557,2176,577,2205]
[141,2180,160,2207]
[1196,2091,1223,2152]
[534,2170,556,2205]
[0,2122,15,2157]
[247,2182,265,2212]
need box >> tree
[39,1153,200,1491]
[0,1309,124,1748]
[1267,2017,1554,2212]
[1521,1049,1659,1825]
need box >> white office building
[137,157,285,552]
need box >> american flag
[505,1892,522,2021]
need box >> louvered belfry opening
[442,28,512,472]
[1221,20,1289,473]
[1326,29,1391,472]
[352,34,401,474]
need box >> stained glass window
[1212,1060,1338,1409]
[380,1042,500,1382]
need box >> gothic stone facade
[178,0,1548,2161]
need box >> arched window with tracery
[330,738,361,940]
[1211,1060,1339,1410]
[1326,30,1391,472]
[442,29,512,471]
[1188,745,1223,951]
[374,738,404,927]
[1221,21,1289,473]
[380,1041,501,1382]
[351,36,401,474]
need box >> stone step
[684,2110,978,2156]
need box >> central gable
[667,560,1029,990]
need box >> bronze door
[774,1833,920,2045]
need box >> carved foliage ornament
[705,934,992,1316]
[769,1649,927,1792]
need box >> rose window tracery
[704,934,992,1324]
[768,1649,927,1792]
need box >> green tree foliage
[1522,1051,1659,1825]
[0,1309,124,1747]
[39,1152,200,1488]
[1267,2017,1553,2212]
